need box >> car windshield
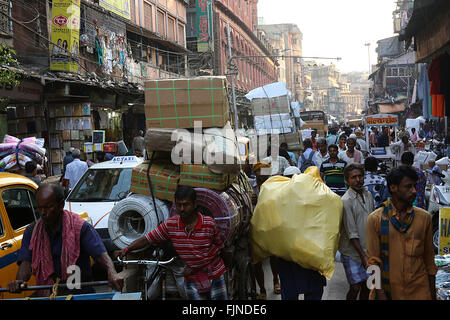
[67,168,133,202]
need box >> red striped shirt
[145,213,226,281]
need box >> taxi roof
[88,156,144,170]
[0,172,39,189]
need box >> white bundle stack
[254,113,294,136]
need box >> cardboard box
[179,164,234,191]
[145,77,230,129]
[420,163,448,172]
[280,132,304,151]
[130,161,180,202]
[251,95,290,116]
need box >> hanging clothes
[428,55,445,118]
[417,63,431,119]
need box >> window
[2,188,37,231]
[144,2,153,31]
[168,17,175,41]
[67,168,133,202]
[157,10,165,37]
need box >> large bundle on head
[250,167,343,279]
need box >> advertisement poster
[99,0,131,20]
[197,0,214,52]
[50,0,80,72]
[440,207,450,255]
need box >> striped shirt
[145,213,226,281]
[320,159,348,196]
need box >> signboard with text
[197,0,214,52]
[99,0,131,20]
[364,114,399,127]
[50,0,80,72]
[439,207,450,255]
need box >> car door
[0,186,38,299]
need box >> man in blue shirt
[297,139,317,172]
[8,184,123,296]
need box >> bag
[250,167,343,279]
[300,150,316,172]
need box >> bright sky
[257,0,397,73]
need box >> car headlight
[432,188,450,206]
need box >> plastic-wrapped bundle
[0,135,46,170]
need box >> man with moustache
[8,184,123,296]
[116,185,227,300]
[366,166,438,300]
[339,163,374,300]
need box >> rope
[49,278,61,300]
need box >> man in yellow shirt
[365,166,438,300]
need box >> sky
[257,0,398,73]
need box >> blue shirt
[18,220,106,292]
[297,148,316,170]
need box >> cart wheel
[237,257,257,300]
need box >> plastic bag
[250,166,343,279]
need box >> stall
[364,114,398,164]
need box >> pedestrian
[314,138,329,169]
[63,147,74,174]
[24,161,41,186]
[274,166,327,300]
[319,144,347,196]
[116,186,228,300]
[369,127,379,148]
[363,157,390,208]
[377,127,390,148]
[400,152,427,209]
[355,130,369,157]
[250,162,281,299]
[366,166,438,300]
[410,127,419,144]
[339,137,363,164]
[297,139,317,172]
[390,132,416,165]
[132,130,145,157]
[427,159,444,185]
[280,142,296,165]
[311,130,318,151]
[339,163,374,300]
[338,134,347,152]
[326,128,339,147]
[63,148,88,190]
[263,149,290,176]
[7,184,123,297]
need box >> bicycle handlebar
[117,256,176,266]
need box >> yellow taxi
[0,173,90,299]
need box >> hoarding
[99,0,131,20]
[50,0,80,73]
[197,0,214,52]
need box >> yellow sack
[250,166,343,279]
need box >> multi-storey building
[257,24,303,102]
[186,0,278,92]
[0,0,189,174]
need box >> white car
[65,156,144,252]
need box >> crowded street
[0,0,449,308]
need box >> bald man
[8,184,123,296]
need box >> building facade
[257,24,303,102]
[0,0,189,175]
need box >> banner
[440,208,450,255]
[364,114,398,127]
[50,0,80,73]
[99,0,131,20]
[197,0,214,52]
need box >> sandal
[256,293,267,300]
[274,283,281,295]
